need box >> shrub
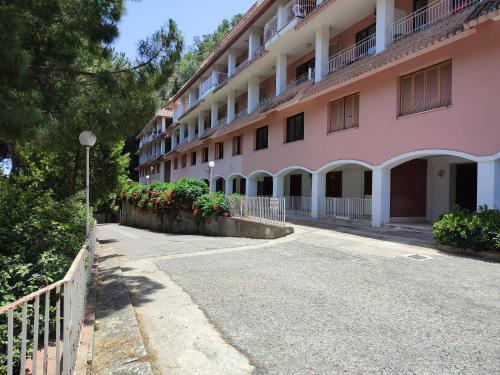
[193,192,230,218]
[433,206,500,252]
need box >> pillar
[171,130,178,149]
[477,160,500,210]
[211,102,219,128]
[198,113,205,136]
[161,116,166,132]
[376,0,395,53]
[371,168,391,226]
[159,161,166,182]
[179,124,186,144]
[247,76,260,113]
[249,28,262,59]
[246,178,258,197]
[315,25,329,82]
[225,178,233,195]
[276,53,287,96]
[311,172,326,218]
[188,118,196,142]
[272,175,284,198]
[227,90,236,124]
[277,1,286,29]
[160,138,165,154]
[228,50,237,76]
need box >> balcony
[139,130,161,148]
[173,105,186,123]
[388,0,481,43]
[200,72,228,98]
[327,34,376,74]
[263,0,318,44]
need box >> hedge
[432,206,500,252]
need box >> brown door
[290,174,302,196]
[390,159,427,217]
[456,163,477,211]
[326,171,342,197]
[263,176,273,196]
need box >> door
[413,0,428,29]
[326,171,343,198]
[290,174,302,196]
[455,163,477,211]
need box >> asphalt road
[98,223,500,375]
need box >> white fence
[318,197,372,221]
[327,34,376,73]
[200,72,228,98]
[0,229,97,375]
[284,196,312,217]
[389,0,481,42]
[229,196,286,227]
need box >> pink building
[137,0,500,226]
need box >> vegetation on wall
[433,206,500,252]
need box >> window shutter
[414,71,426,113]
[345,95,354,129]
[426,66,439,110]
[400,76,413,116]
[440,61,452,107]
[353,94,360,127]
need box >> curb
[436,244,500,263]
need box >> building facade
[137,0,500,226]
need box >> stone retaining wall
[120,202,293,239]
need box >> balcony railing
[284,69,314,92]
[318,197,372,221]
[173,104,186,123]
[327,34,377,73]
[285,196,312,217]
[233,108,248,121]
[264,0,318,43]
[200,72,228,98]
[139,130,162,148]
[217,116,227,126]
[389,0,481,43]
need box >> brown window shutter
[345,95,354,129]
[426,66,439,110]
[353,94,360,127]
[414,71,426,113]
[400,76,413,116]
[440,61,452,107]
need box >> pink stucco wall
[170,20,500,180]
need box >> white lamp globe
[208,161,215,168]
[79,131,97,147]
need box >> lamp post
[146,175,150,185]
[208,161,215,191]
[79,131,97,237]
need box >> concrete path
[96,223,500,374]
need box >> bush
[118,178,231,218]
[433,206,500,252]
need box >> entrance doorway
[289,174,302,196]
[456,163,477,211]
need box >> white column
[160,138,165,154]
[315,25,329,83]
[161,116,166,132]
[228,50,237,76]
[246,178,258,197]
[277,1,286,29]
[227,90,236,124]
[376,0,395,53]
[477,160,500,210]
[276,53,287,96]
[198,113,205,136]
[188,89,197,107]
[272,175,284,198]
[225,178,232,195]
[249,28,262,59]
[188,118,196,141]
[311,172,326,218]
[247,76,260,113]
[211,102,219,128]
[159,161,166,182]
[371,168,391,226]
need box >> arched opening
[277,167,313,217]
[318,163,373,221]
[247,170,273,197]
[227,175,247,195]
[214,177,226,193]
[201,178,210,188]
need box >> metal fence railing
[229,196,286,227]
[284,196,312,217]
[0,229,97,375]
[318,197,372,221]
[327,34,377,73]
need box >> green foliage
[120,178,231,218]
[433,206,500,252]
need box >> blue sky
[113,0,254,59]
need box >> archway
[246,170,274,197]
[227,174,247,195]
[275,166,313,216]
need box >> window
[173,158,178,170]
[215,142,224,160]
[255,125,268,150]
[232,135,242,155]
[329,93,360,133]
[356,23,376,44]
[181,154,187,168]
[202,147,209,163]
[191,151,197,166]
[286,113,304,143]
[399,60,452,116]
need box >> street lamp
[146,175,150,185]
[208,161,215,191]
[79,131,97,237]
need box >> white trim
[275,165,314,177]
[317,159,374,174]
[247,169,275,179]
[211,175,226,183]
[227,172,247,180]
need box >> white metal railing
[389,0,481,43]
[264,0,317,43]
[318,197,372,221]
[284,69,314,92]
[217,116,227,126]
[285,196,312,216]
[229,196,286,227]
[0,229,96,375]
[233,107,248,121]
[173,104,186,122]
[200,72,228,98]
[327,34,377,73]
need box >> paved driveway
[97,223,500,374]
